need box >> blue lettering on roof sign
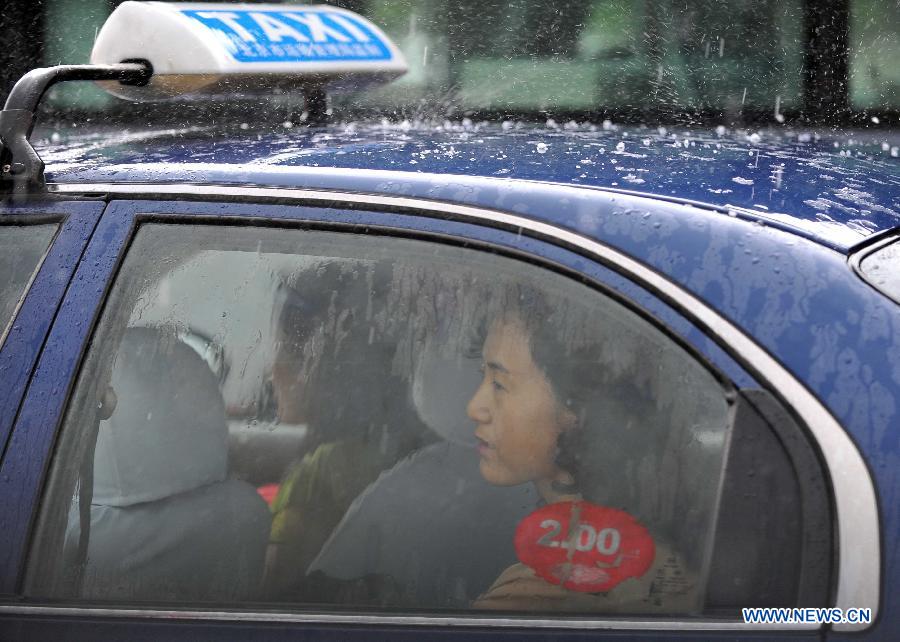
[181,9,392,62]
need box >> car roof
[38,121,900,252]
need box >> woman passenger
[466,288,699,613]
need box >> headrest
[411,334,480,446]
[92,327,228,506]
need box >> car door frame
[0,185,879,637]
[0,199,106,461]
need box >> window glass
[0,223,57,345]
[858,237,900,303]
[28,221,814,617]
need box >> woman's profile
[466,286,700,613]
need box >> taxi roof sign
[90,2,408,100]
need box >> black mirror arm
[0,62,151,193]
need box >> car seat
[71,327,271,602]
[309,331,538,607]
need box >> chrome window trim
[39,182,880,631]
[849,229,900,305]
[0,605,817,630]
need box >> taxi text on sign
[181,9,392,63]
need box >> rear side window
[856,235,900,304]
[26,221,829,619]
[0,223,57,345]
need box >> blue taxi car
[1,2,898,640]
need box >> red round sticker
[514,500,655,593]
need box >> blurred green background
[1,0,896,117]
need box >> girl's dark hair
[274,261,426,455]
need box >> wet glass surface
[859,237,900,303]
[0,223,57,345]
[29,222,739,614]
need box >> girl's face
[271,344,307,424]
[466,317,575,490]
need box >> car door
[0,189,873,640]
[0,199,105,466]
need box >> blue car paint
[0,200,137,594]
[39,123,900,249]
[0,122,895,639]
[0,197,762,595]
[0,200,105,457]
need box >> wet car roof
[38,121,900,251]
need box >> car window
[0,223,57,346]
[857,236,900,304]
[26,220,828,618]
